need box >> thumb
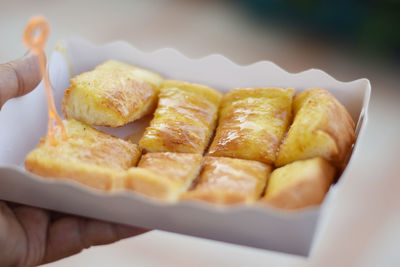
[0,52,41,108]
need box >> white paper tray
[0,38,370,256]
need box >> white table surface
[1,1,399,266]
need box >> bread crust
[276,88,355,169]
[62,60,163,127]
[139,80,222,153]
[208,88,294,164]
[260,157,336,210]
[25,119,141,191]
[124,152,203,201]
[182,156,272,205]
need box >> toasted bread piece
[25,119,141,191]
[208,88,294,164]
[62,60,163,127]
[182,156,272,205]
[276,88,355,168]
[124,153,203,201]
[260,157,335,210]
[139,80,222,153]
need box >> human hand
[0,54,147,266]
[0,202,146,266]
[0,52,41,109]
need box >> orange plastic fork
[23,16,67,145]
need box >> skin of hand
[0,53,148,266]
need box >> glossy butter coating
[63,60,163,127]
[276,88,355,168]
[139,80,222,153]
[182,156,272,205]
[125,152,203,201]
[208,88,294,164]
[261,157,335,210]
[25,119,141,191]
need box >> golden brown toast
[208,88,294,164]
[124,153,203,201]
[139,80,222,153]
[62,60,163,127]
[276,88,355,168]
[25,119,141,191]
[182,156,272,205]
[260,157,335,210]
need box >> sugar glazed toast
[63,60,163,127]
[260,157,336,210]
[208,88,294,164]
[276,88,355,169]
[25,119,141,191]
[125,152,203,201]
[26,59,357,210]
[139,80,222,154]
[182,156,272,205]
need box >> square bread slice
[139,80,222,153]
[25,119,141,191]
[208,88,294,164]
[276,88,356,169]
[260,157,336,210]
[124,153,203,201]
[62,60,163,127]
[182,156,272,205]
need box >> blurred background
[1,0,399,83]
[0,0,399,266]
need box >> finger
[49,210,68,222]
[0,202,28,267]
[12,205,50,266]
[0,52,41,108]
[3,200,23,209]
[43,216,148,264]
